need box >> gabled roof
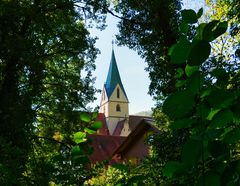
[88,134,126,164]
[104,49,128,100]
[112,119,159,159]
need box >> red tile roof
[96,113,109,135]
[88,134,126,164]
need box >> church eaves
[104,49,128,100]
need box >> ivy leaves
[71,112,102,165]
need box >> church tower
[99,49,129,135]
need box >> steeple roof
[104,49,128,100]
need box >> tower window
[116,104,121,112]
[117,88,120,98]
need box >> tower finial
[112,36,114,50]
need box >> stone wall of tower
[99,49,129,135]
[100,84,129,135]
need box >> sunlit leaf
[91,121,102,130]
[207,109,221,120]
[80,112,91,122]
[92,112,98,119]
[84,127,96,134]
[73,132,87,144]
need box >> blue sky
[88,15,153,114]
[88,0,204,114]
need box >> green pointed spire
[105,49,128,100]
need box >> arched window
[117,88,120,98]
[116,104,121,112]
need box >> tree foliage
[0,0,108,184]
[204,0,240,73]
[162,8,240,185]
[114,0,182,98]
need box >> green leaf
[195,23,207,40]
[210,109,233,128]
[206,128,225,141]
[73,132,87,144]
[212,21,228,40]
[223,128,240,144]
[197,8,203,18]
[207,89,235,109]
[84,127,96,134]
[185,65,199,77]
[212,68,229,87]
[91,112,98,119]
[202,20,219,41]
[91,121,102,130]
[198,172,221,186]
[211,68,227,78]
[181,9,198,24]
[71,145,82,156]
[188,40,211,66]
[162,90,195,120]
[208,140,227,158]
[182,139,202,167]
[163,161,184,178]
[171,118,197,129]
[112,163,128,172]
[80,112,91,123]
[202,21,228,42]
[174,68,184,79]
[196,103,211,120]
[175,80,186,88]
[180,21,189,33]
[169,37,191,64]
[186,72,204,94]
[207,109,221,120]
[200,89,212,99]
[72,155,90,164]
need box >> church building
[88,49,158,164]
